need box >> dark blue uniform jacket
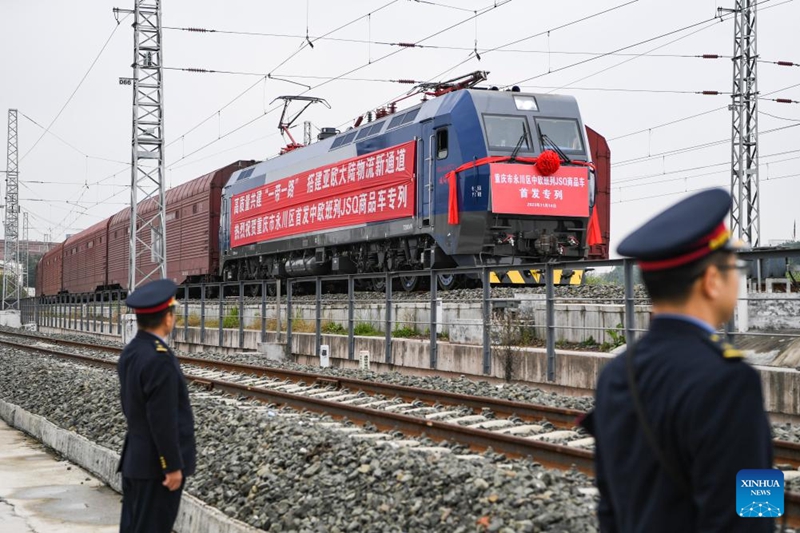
[117,330,196,479]
[587,317,773,532]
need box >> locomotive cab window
[535,118,584,155]
[436,129,449,160]
[483,115,531,151]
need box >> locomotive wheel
[399,275,420,292]
[370,277,387,292]
[265,282,277,297]
[437,273,462,291]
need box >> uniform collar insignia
[155,341,168,353]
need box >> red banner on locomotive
[489,163,590,218]
[230,141,416,248]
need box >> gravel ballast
[0,346,603,532]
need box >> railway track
[3,330,800,526]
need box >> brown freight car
[38,242,64,295]
[62,219,110,294]
[104,160,254,292]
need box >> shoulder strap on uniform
[707,333,745,360]
[155,341,168,353]
[626,343,693,494]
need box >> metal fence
[20,248,800,381]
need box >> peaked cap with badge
[124,278,179,315]
[583,188,773,533]
[117,279,196,532]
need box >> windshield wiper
[509,130,527,162]
[537,125,571,164]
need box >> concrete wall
[0,310,21,328]
[0,399,263,533]
[748,293,800,330]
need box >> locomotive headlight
[514,96,538,111]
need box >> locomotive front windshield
[536,118,584,154]
[484,115,531,151]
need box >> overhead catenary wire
[615,172,800,204]
[614,149,800,185]
[608,79,800,141]
[520,85,729,95]
[164,0,401,151]
[613,123,800,167]
[506,15,728,89]
[329,0,641,134]
[166,0,516,170]
[165,68,731,97]
[18,112,128,166]
[761,111,800,121]
[615,154,800,190]
[505,0,791,89]
[167,21,739,62]
[20,13,130,163]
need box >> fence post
[116,291,121,335]
[238,282,244,350]
[430,270,438,369]
[276,280,282,339]
[98,292,104,333]
[385,272,392,364]
[200,284,206,345]
[347,275,355,360]
[286,280,293,358]
[80,294,85,332]
[623,259,635,345]
[545,264,556,382]
[183,287,189,343]
[482,268,491,375]
[218,285,224,348]
[261,281,267,343]
[315,277,322,358]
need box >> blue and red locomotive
[36,76,610,296]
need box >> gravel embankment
[0,346,602,532]
[0,326,597,412]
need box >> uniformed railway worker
[581,188,774,532]
[117,279,196,533]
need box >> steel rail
[6,332,800,467]
[5,335,800,527]
[6,331,584,428]
[0,337,594,473]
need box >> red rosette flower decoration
[536,150,561,176]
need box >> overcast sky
[1,0,798,255]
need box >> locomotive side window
[341,130,358,145]
[401,108,420,125]
[388,114,405,129]
[483,115,531,151]
[535,118,584,154]
[436,129,449,160]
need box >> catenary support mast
[3,109,20,310]
[722,0,760,246]
[116,0,167,290]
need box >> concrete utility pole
[3,109,20,310]
[721,0,760,247]
[115,0,167,290]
